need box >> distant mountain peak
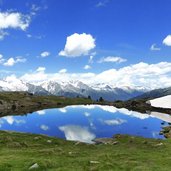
[0,78,148,101]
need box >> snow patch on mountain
[149,95,171,109]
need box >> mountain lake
[0,105,170,143]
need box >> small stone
[68,152,72,155]
[155,142,163,147]
[29,163,39,170]
[112,141,118,145]
[74,141,80,146]
[34,137,39,140]
[90,161,100,164]
[47,140,52,143]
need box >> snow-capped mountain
[40,80,148,101]
[0,77,148,101]
[0,77,49,95]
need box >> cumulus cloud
[21,67,48,83]
[150,44,161,51]
[0,11,31,39]
[59,125,95,143]
[40,51,50,58]
[59,68,67,73]
[59,33,96,57]
[3,57,26,66]
[95,62,171,89]
[98,56,127,63]
[19,62,171,89]
[84,65,91,70]
[36,67,46,72]
[163,35,171,46]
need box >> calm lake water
[0,105,170,143]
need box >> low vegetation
[0,92,93,117]
[1,131,171,170]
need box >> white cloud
[98,56,127,63]
[27,34,44,39]
[40,51,50,58]
[0,53,4,63]
[20,62,171,89]
[30,4,41,16]
[88,55,94,64]
[36,67,46,72]
[26,34,32,38]
[163,35,171,46]
[84,65,91,70]
[3,57,26,66]
[150,44,161,51]
[95,62,171,89]
[4,58,15,66]
[59,68,67,73]
[59,125,95,143]
[0,30,8,40]
[103,119,127,125]
[0,12,31,39]
[59,33,96,57]
[96,0,110,7]
[21,67,48,83]
[0,12,30,30]
[40,124,49,131]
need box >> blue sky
[0,0,171,88]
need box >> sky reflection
[0,105,170,143]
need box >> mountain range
[0,77,149,101]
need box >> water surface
[0,105,170,143]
